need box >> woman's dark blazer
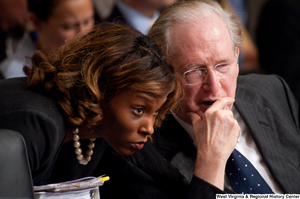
[0,77,108,185]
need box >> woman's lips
[131,142,145,150]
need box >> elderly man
[95,0,300,198]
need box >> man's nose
[202,68,220,94]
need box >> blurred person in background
[0,0,28,33]
[0,0,29,78]
[0,0,94,79]
[101,0,177,35]
[218,0,260,74]
[93,0,115,22]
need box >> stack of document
[34,176,109,199]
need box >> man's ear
[235,47,240,60]
[28,12,42,32]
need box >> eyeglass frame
[182,53,238,85]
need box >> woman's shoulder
[0,77,61,120]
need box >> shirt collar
[116,0,159,35]
[171,111,194,140]
[232,106,242,143]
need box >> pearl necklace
[73,127,96,165]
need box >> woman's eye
[61,24,77,31]
[153,110,159,116]
[84,18,93,26]
[133,107,144,115]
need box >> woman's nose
[139,118,154,136]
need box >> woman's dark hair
[24,23,181,128]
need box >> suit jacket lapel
[235,85,292,192]
[154,115,196,158]
[153,115,197,182]
[154,115,236,192]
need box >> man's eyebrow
[184,62,205,70]
[188,59,232,67]
[218,58,232,63]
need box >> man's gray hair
[148,0,243,56]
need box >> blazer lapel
[153,114,197,182]
[235,86,293,193]
[154,115,196,157]
[155,115,238,192]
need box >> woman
[0,0,94,78]
[0,23,180,185]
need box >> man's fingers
[187,97,235,125]
[187,112,202,126]
[209,97,235,112]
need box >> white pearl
[73,141,81,148]
[73,128,79,134]
[88,142,95,149]
[73,134,80,141]
[76,154,84,160]
[75,148,82,155]
[79,160,88,165]
[86,149,93,156]
[85,155,92,162]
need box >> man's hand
[187,97,240,190]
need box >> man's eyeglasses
[182,57,238,85]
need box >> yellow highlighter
[98,176,110,182]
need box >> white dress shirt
[0,33,37,79]
[116,0,160,35]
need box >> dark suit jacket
[95,74,300,198]
[103,5,129,26]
